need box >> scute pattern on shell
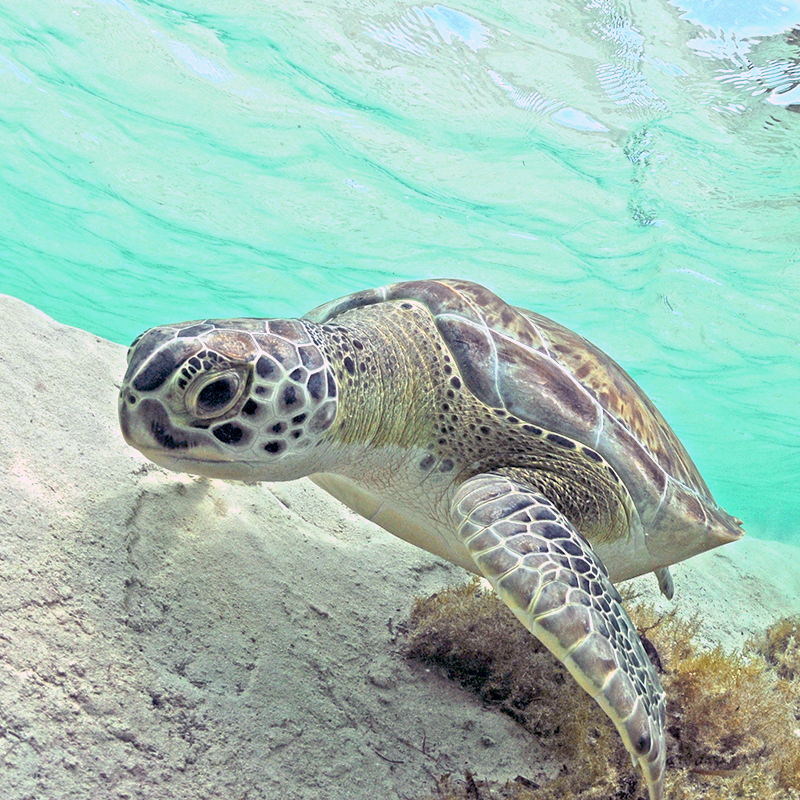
[305,278,711,502]
[516,310,711,498]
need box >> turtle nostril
[127,394,137,405]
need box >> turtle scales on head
[119,279,744,800]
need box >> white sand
[1,294,798,800]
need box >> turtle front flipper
[452,473,666,800]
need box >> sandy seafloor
[1,293,799,800]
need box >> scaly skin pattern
[119,280,743,800]
[306,301,636,549]
[453,474,666,800]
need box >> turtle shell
[305,279,739,536]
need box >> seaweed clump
[753,613,800,680]
[402,579,800,800]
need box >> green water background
[1,0,798,543]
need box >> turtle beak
[118,393,215,459]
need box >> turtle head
[118,318,339,481]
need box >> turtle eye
[188,371,244,419]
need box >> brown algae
[403,580,800,800]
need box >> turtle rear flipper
[452,473,666,800]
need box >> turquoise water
[1,0,798,543]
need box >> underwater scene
[2,3,800,800]
[1,0,799,542]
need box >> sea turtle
[118,279,744,799]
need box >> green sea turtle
[118,279,744,799]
